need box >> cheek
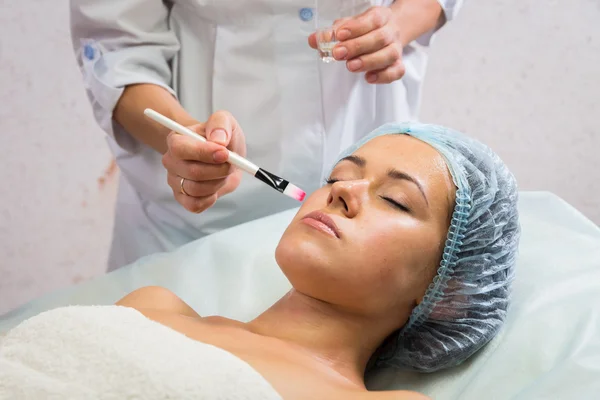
[287,188,329,224]
[275,188,330,263]
[354,231,401,287]
[275,218,338,294]
[351,218,445,297]
[275,230,345,305]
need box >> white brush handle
[143,108,259,175]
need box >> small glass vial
[316,27,338,63]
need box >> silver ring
[180,177,190,196]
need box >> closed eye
[381,196,411,213]
[328,179,410,212]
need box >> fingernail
[333,46,348,60]
[347,59,362,71]
[213,149,228,163]
[209,129,227,144]
[367,73,378,83]
[337,29,351,41]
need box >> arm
[310,0,463,84]
[113,84,198,154]
[71,0,244,213]
[390,0,445,47]
[391,0,465,47]
[70,0,193,154]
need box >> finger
[216,170,242,198]
[204,110,235,147]
[308,32,317,49]
[365,59,406,84]
[167,131,229,164]
[163,154,235,181]
[335,6,391,42]
[205,110,247,158]
[167,173,227,198]
[331,16,353,31]
[346,42,401,73]
[334,25,395,61]
[310,16,351,52]
[175,191,218,214]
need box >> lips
[301,211,341,238]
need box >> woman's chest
[155,315,359,399]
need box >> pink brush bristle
[296,190,306,202]
[283,184,306,202]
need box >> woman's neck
[246,289,395,388]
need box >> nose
[327,180,369,218]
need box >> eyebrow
[339,155,366,167]
[338,155,429,205]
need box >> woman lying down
[0,123,520,399]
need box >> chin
[275,231,328,274]
[276,226,396,314]
[275,227,340,298]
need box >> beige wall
[0,0,598,314]
[420,0,600,224]
[0,0,118,314]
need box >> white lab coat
[70,0,463,271]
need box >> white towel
[0,305,282,399]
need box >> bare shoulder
[115,286,202,319]
[366,390,431,400]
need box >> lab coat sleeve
[70,0,180,152]
[415,0,465,46]
[437,0,464,22]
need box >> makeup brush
[143,108,306,202]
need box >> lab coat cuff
[437,0,463,22]
[414,0,464,47]
[79,40,177,153]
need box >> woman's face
[275,135,456,324]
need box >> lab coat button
[84,44,95,60]
[299,7,314,22]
